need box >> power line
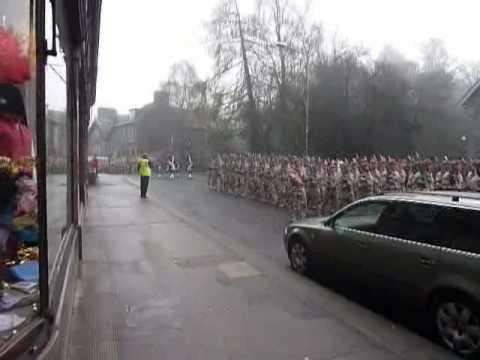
[48,64,66,84]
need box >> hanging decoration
[0,26,30,84]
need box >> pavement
[67,174,460,360]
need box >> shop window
[0,0,39,345]
[45,1,68,267]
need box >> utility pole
[305,56,310,157]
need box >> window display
[45,0,68,267]
[0,0,39,347]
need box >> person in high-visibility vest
[137,154,151,198]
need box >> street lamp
[461,135,468,157]
[275,42,310,156]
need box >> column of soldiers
[208,154,480,220]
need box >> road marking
[218,261,261,279]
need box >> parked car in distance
[283,191,480,358]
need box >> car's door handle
[420,257,435,266]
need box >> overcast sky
[95,0,480,113]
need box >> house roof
[460,78,480,106]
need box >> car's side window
[376,202,441,245]
[333,202,389,232]
[440,208,480,254]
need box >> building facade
[135,91,208,168]
[0,0,102,358]
[89,108,137,158]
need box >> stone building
[88,107,119,156]
[105,114,136,157]
[135,91,207,168]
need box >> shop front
[0,0,101,358]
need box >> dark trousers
[140,176,150,197]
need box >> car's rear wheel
[433,295,480,358]
[288,238,311,275]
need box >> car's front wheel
[434,294,480,358]
[288,238,311,275]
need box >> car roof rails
[421,191,480,202]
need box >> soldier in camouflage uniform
[374,158,388,194]
[465,161,480,191]
[424,160,435,191]
[385,159,402,192]
[248,156,258,200]
[305,158,321,216]
[242,155,250,197]
[437,161,451,190]
[408,160,433,191]
[355,159,374,200]
[336,161,355,209]
[207,156,213,189]
[321,161,338,215]
[208,153,480,220]
[278,158,288,208]
[289,159,307,220]
[451,161,464,190]
[260,158,271,203]
[269,158,281,206]
[216,155,224,192]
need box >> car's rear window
[440,208,480,255]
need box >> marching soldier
[336,161,354,209]
[288,160,307,220]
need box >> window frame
[329,200,391,231]
[438,207,480,255]
[374,201,444,247]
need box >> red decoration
[0,115,32,159]
[0,27,30,84]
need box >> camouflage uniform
[242,157,250,197]
[305,162,322,216]
[278,161,288,208]
[269,161,281,206]
[336,163,354,209]
[374,163,388,194]
[248,159,257,200]
[451,163,464,190]
[355,161,374,200]
[321,163,338,215]
[289,163,307,220]
[385,161,402,192]
[465,164,480,191]
[440,167,451,190]
[217,156,225,192]
[208,157,217,190]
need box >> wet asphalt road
[133,174,460,357]
[69,174,460,360]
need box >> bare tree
[457,61,480,89]
[205,0,263,151]
[421,38,452,73]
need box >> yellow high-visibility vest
[138,158,151,177]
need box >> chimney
[154,91,170,107]
[129,108,137,121]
